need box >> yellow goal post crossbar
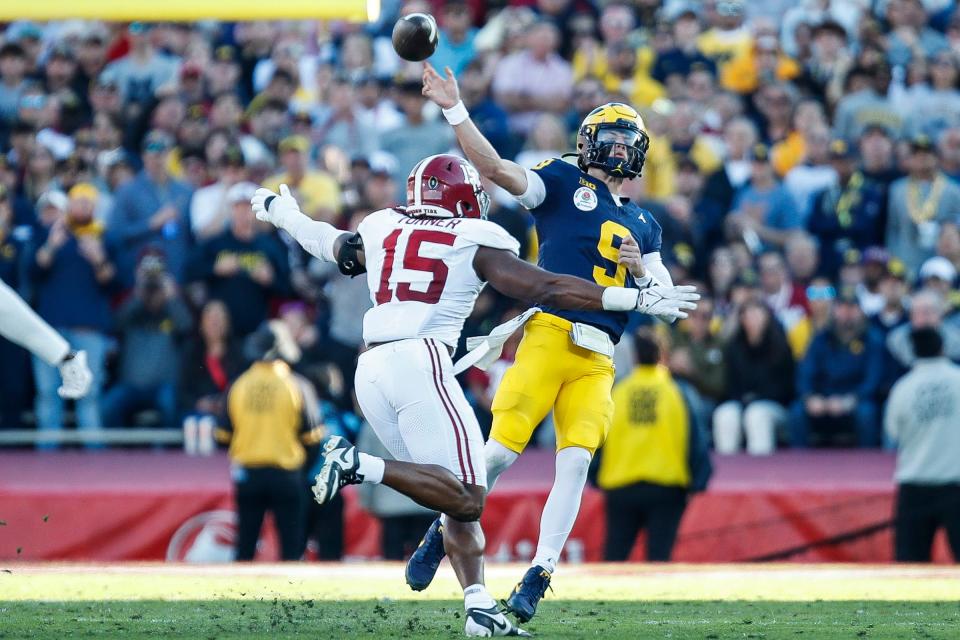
[0,0,379,22]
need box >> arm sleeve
[282,213,349,263]
[642,252,674,287]
[0,279,70,366]
[514,160,568,213]
[515,169,547,210]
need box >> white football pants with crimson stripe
[355,338,487,488]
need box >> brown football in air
[392,13,439,62]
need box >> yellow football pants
[490,312,616,455]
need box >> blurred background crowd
[1,0,960,468]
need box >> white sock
[357,452,385,484]
[443,440,519,528]
[463,583,496,610]
[531,447,591,574]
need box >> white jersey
[358,208,520,348]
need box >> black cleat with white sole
[312,436,362,505]
[465,605,531,637]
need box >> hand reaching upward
[422,62,460,110]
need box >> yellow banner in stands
[0,0,379,21]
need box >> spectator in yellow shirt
[572,4,637,81]
[571,4,666,109]
[645,99,722,200]
[263,135,341,223]
[770,100,829,178]
[697,0,753,72]
[597,331,712,561]
[720,36,802,96]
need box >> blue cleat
[504,566,552,623]
[405,517,446,591]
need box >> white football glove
[251,183,302,230]
[635,284,700,321]
[57,350,93,399]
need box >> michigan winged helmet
[576,102,650,179]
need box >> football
[391,12,439,62]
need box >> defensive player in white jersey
[251,155,696,637]
[0,279,92,400]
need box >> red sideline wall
[0,451,953,563]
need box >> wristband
[602,287,641,312]
[634,274,654,289]
[442,101,469,126]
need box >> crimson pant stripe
[425,339,468,481]
[428,339,475,484]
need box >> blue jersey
[528,157,662,342]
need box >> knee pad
[555,446,591,484]
[484,439,519,477]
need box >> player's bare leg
[407,439,521,590]
[314,436,528,636]
[312,436,482,520]
[441,492,486,585]
[382,461,485,521]
[438,490,527,636]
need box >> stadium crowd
[0,0,959,463]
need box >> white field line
[4,562,958,580]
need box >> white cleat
[465,605,531,637]
[311,436,362,505]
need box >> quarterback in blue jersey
[406,63,699,623]
[526,156,664,339]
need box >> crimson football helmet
[405,154,491,219]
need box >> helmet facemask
[457,160,490,220]
[579,122,649,179]
[459,188,490,220]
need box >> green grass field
[2,563,959,639]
